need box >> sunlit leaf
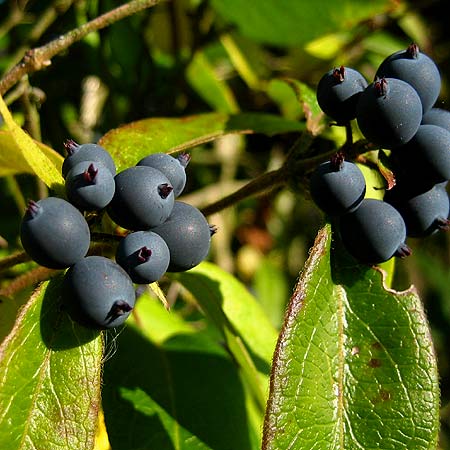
[0,95,64,192]
[263,224,440,450]
[98,112,304,172]
[0,277,103,450]
[0,131,63,178]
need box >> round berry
[385,183,449,238]
[391,124,450,185]
[316,66,368,124]
[137,152,190,197]
[62,140,116,178]
[65,161,115,211]
[421,107,450,133]
[63,256,136,329]
[20,197,90,269]
[356,77,423,148]
[338,198,411,264]
[107,166,175,230]
[115,231,170,284]
[309,156,366,216]
[150,201,213,272]
[375,43,441,113]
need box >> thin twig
[0,0,166,95]
[201,167,288,217]
[0,251,31,273]
[0,266,60,298]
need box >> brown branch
[0,0,167,95]
[0,251,31,272]
[201,167,288,217]
[0,266,60,298]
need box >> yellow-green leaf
[0,94,64,191]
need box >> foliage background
[0,0,449,448]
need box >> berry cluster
[312,43,450,264]
[20,141,215,329]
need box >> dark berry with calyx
[115,231,170,284]
[390,124,450,185]
[63,256,136,329]
[375,43,441,113]
[356,77,422,148]
[107,165,175,230]
[316,66,368,124]
[338,198,411,264]
[20,197,90,269]
[421,107,450,133]
[137,152,190,197]
[62,140,116,178]
[150,201,212,272]
[65,160,115,211]
[385,183,449,238]
[309,155,366,216]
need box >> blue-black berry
[63,256,136,329]
[107,166,175,230]
[20,197,91,269]
[137,152,190,197]
[356,77,422,148]
[309,155,366,216]
[115,231,170,284]
[338,198,411,264]
[65,161,115,211]
[316,66,368,124]
[151,201,213,272]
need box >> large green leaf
[102,293,261,450]
[98,112,304,172]
[263,224,440,449]
[0,277,103,450]
[186,51,240,113]
[210,0,396,47]
[176,262,278,410]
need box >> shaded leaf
[210,0,395,47]
[278,78,325,135]
[98,112,304,172]
[0,276,103,450]
[263,224,440,450]
[102,293,261,450]
[176,261,278,410]
[186,51,240,113]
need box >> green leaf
[263,224,440,450]
[274,78,325,135]
[0,131,63,178]
[253,257,289,329]
[176,262,279,410]
[0,276,103,450]
[186,51,240,113]
[102,293,261,450]
[210,0,395,47]
[0,94,64,193]
[98,112,304,172]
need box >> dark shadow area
[328,220,373,287]
[176,271,272,378]
[102,325,255,450]
[39,275,100,350]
